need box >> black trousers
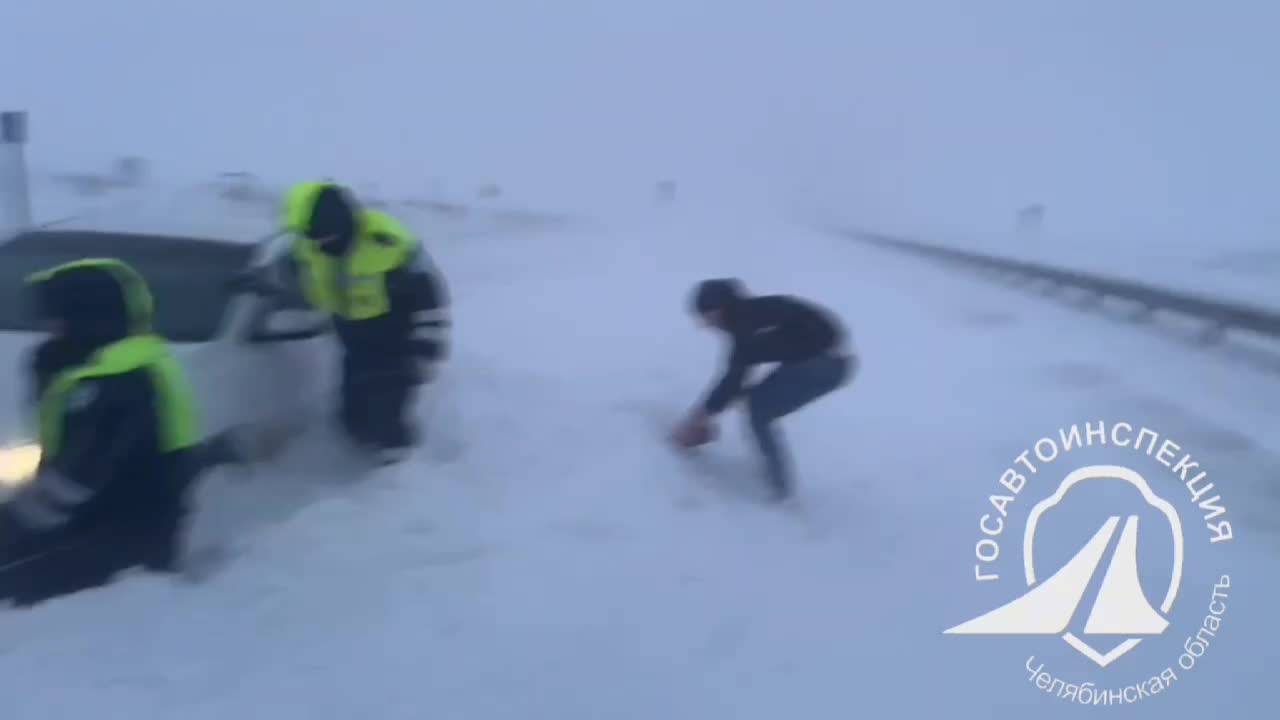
[0,525,180,608]
[744,353,855,497]
[338,359,420,451]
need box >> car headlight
[0,443,41,488]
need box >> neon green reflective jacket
[7,259,202,535]
[283,181,419,320]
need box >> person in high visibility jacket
[0,259,204,607]
[279,181,450,462]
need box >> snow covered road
[0,205,1275,719]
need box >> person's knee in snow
[338,365,420,456]
[376,372,419,451]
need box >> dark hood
[307,184,360,256]
[690,277,747,315]
[23,263,140,401]
[33,262,139,353]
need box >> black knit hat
[307,184,359,254]
[690,278,746,314]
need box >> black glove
[414,360,438,385]
[406,340,446,385]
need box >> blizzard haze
[1,4,1279,717]
[4,0,1280,235]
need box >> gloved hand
[413,360,438,385]
[670,411,717,449]
[406,338,445,385]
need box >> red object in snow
[672,420,717,449]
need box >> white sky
[3,0,1278,245]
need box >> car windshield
[0,230,256,343]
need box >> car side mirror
[245,300,329,343]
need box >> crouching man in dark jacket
[0,259,203,607]
[670,278,856,500]
[278,181,451,464]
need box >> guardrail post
[1129,304,1156,322]
[1016,203,1045,254]
[0,110,32,236]
[1199,321,1227,345]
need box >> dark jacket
[3,262,198,557]
[701,295,848,415]
[278,243,449,378]
[280,182,451,378]
[333,247,449,375]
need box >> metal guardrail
[843,230,1280,342]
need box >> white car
[0,223,332,494]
